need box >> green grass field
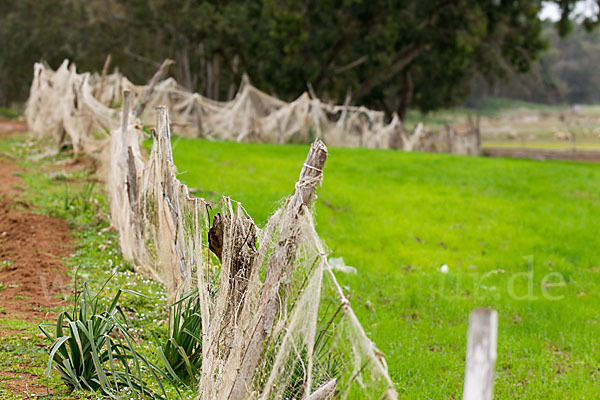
[171,138,600,398]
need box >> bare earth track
[483,146,600,162]
[0,119,74,397]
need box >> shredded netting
[26,60,398,399]
[84,65,400,149]
[88,67,479,154]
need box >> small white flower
[440,264,449,274]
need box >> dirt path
[0,120,75,397]
[483,146,600,162]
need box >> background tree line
[1,0,598,115]
[468,21,600,106]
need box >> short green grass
[171,138,600,399]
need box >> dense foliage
[0,0,597,114]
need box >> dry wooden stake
[134,59,175,117]
[95,54,112,100]
[227,138,328,400]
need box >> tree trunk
[396,69,413,121]
[354,44,423,103]
[95,54,112,101]
[176,43,194,92]
[199,42,207,96]
[227,55,240,100]
[212,54,220,100]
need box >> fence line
[88,59,479,153]
[26,60,398,399]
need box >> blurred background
[1,0,599,115]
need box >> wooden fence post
[134,59,175,117]
[120,90,138,213]
[462,308,498,400]
[121,90,130,148]
[95,54,112,101]
[227,138,328,400]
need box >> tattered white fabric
[89,67,479,154]
[27,60,398,399]
[88,67,401,149]
[26,60,115,154]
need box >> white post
[121,90,131,150]
[462,308,498,400]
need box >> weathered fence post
[95,54,112,101]
[462,308,498,400]
[193,95,205,138]
[155,106,186,299]
[474,115,481,156]
[120,90,130,140]
[134,59,175,117]
[402,122,424,151]
[445,124,454,154]
[120,91,136,210]
[389,123,404,150]
[227,138,328,400]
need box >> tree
[256,0,589,118]
[0,0,598,114]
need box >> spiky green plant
[154,289,203,386]
[39,279,175,399]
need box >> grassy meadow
[171,138,600,398]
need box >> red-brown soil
[0,119,27,136]
[0,119,75,397]
[0,167,74,320]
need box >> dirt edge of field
[0,119,75,397]
[483,146,600,162]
